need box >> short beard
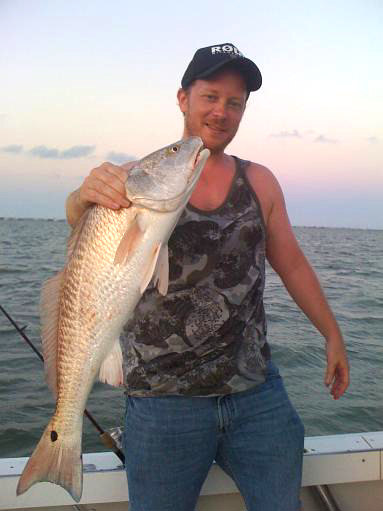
[183,116,236,154]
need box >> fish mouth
[188,139,204,169]
[177,145,209,206]
[194,146,206,166]
[189,145,209,181]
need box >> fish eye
[171,146,179,152]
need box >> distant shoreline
[0,216,382,231]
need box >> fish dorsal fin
[140,242,162,294]
[40,269,65,398]
[114,214,145,266]
[99,340,124,387]
[154,244,169,295]
[67,207,92,260]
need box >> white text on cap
[210,45,244,57]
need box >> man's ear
[177,88,188,115]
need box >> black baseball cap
[181,43,262,93]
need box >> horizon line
[0,216,381,232]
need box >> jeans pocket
[256,369,282,394]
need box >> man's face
[177,68,247,154]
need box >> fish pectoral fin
[140,242,162,294]
[153,244,169,296]
[114,214,145,266]
[99,340,124,387]
[40,269,66,398]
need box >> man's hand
[79,162,133,210]
[66,161,136,227]
[325,337,350,400]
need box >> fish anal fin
[16,419,83,502]
[99,340,124,387]
[154,244,169,296]
[114,215,145,266]
[40,270,65,398]
[140,242,162,294]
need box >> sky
[0,0,382,228]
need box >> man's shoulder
[242,160,280,191]
[238,160,284,226]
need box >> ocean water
[0,218,382,458]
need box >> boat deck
[1,431,383,511]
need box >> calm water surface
[0,218,382,457]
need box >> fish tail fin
[16,419,83,502]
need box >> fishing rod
[0,304,125,464]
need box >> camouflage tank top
[121,156,271,396]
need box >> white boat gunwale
[1,431,383,510]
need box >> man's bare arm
[65,161,135,227]
[247,165,349,400]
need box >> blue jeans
[123,362,304,511]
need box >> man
[66,43,349,511]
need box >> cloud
[2,144,95,159]
[106,151,136,165]
[29,145,95,159]
[270,130,301,138]
[2,144,24,154]
[60,145,95,159]
[29,145,60,158]
[314,135,338,144]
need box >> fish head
[125,137,210,211]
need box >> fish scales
[54,208,134,429]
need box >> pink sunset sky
[0,0,382,228]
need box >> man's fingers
[81,162,131,208]
[87,178,130,208]
[92,162,130,182]
[332,380,346,400]
[326,365,350,400]
[325,338,349,400]
[97,164,131,207]
[335,367,350,397]
[85,189,120,210]
[324,364,335,387]
[121,160,137,172]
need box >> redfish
[17,137,209,502]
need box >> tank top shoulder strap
[231,155,267,233]
[232,155,251,176]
